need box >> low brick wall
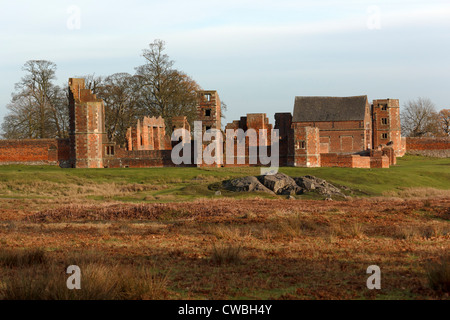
[352,155,372,168]
[320,153,351,168]
[371,147,396,165]
[320,153,389,168]
[320,153,371,168]
[406,137,450,157]
[0,139,70,166]
[103,149,179,168]
[369,155,390,168]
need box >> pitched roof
[292,96,368,122]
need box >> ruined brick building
[285,96,406,168]
[4,77,446,169]
[222,95,406,168]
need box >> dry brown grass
[26,203,190,222]
[426,255,450,294]
[333,222,365,239]
[420,224,450,238]
[394,225,421,240]
[383,187,450,199]
[1,197,449,300]
[276,213,322,238]
[0,250,170,300]
[394,224,450,240]
[210,243,243,265]
[0,248,47,268]
[208,225,253,241]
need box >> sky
[1,0,449,128]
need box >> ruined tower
[196,90,221,133]
[195,90,222,167]
[372,99,402,156]
[68,78,107,168]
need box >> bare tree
[1,60,68,139]
[135,39,201,132]
[401,97,437,137]
[220,101,228,124]
[1,94,38,139]
[95,73,141,145]
[437,109,450,136]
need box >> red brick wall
[292,125,320,167]
[320,153,352,168]
[57,139,71,167]
[103,147,192,168]
[0,139,70,166]
[127,116,168,151]
[383,146,396,165]
[352,155,371,168]
[370,155,390,168]
[294,120,366,154]
[320,153,371,168]
[320,153,390,168]
[406,137,450,157]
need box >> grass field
[0,155,448,300]
[0,155,449,203]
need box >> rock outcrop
[222,176,274,194]
[221,173,346,198]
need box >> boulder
[258,173,302,195]
[222,176,274,194]
[294,175,345,198]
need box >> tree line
[1,39,227,146]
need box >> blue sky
[1,0,449,127]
